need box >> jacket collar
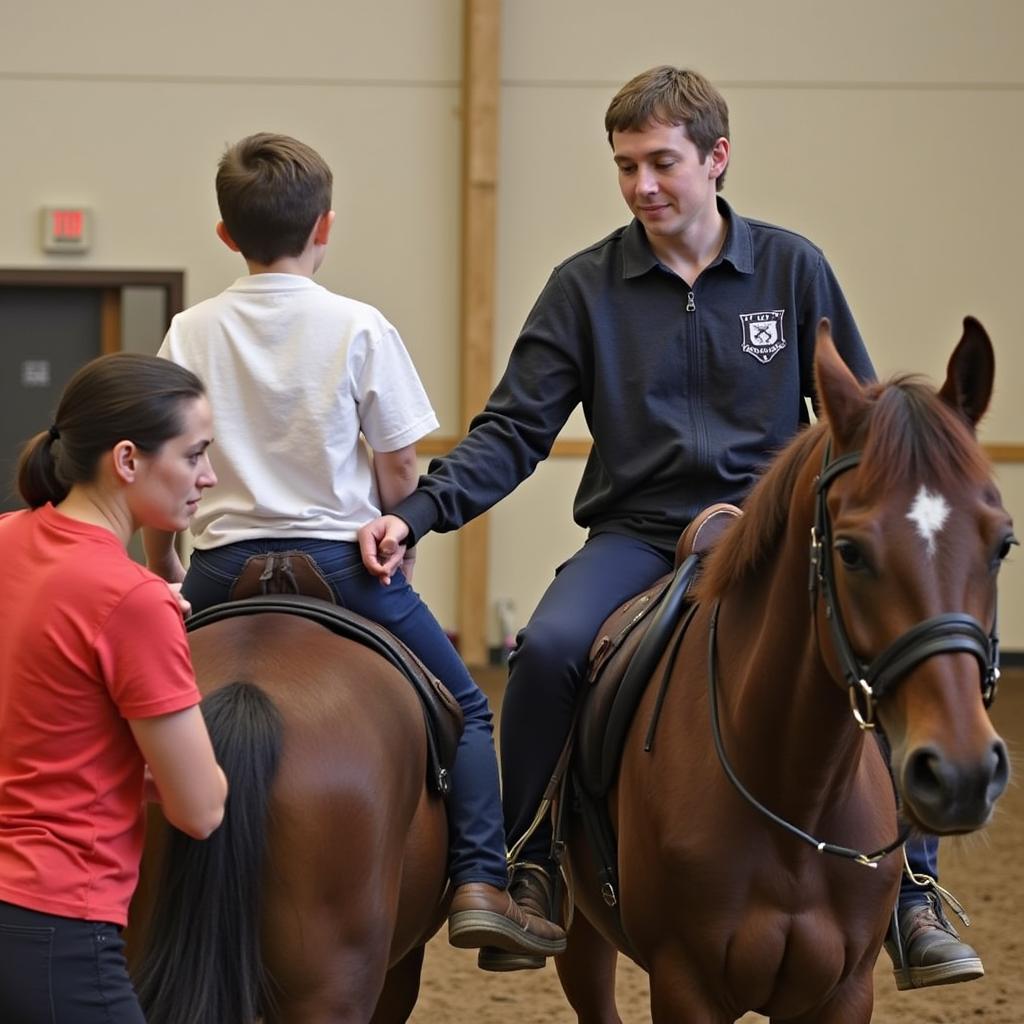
[622,197,754,279]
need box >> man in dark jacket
[359,65,981,989]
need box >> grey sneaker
[884,891,984,990]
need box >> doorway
[0,269,184,557]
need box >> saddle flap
[577,555,701,799]
[574,503,741,799]
[586,576,673,685]
[576,574,673,796]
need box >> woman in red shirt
[0,353,228,1023]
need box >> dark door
[0,287,101,511]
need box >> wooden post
[99,288,121,354]
[458,0,501,667]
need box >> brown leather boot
[477,865,558,972]
[448,882,566,956]
[883,892,984,990]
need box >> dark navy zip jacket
[395,199,875,557]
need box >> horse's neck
[711,537,868,817]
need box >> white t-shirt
[160,274,439,548]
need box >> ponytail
[16,430,68,509]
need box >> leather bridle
[705,435,1001,867]
[809,441,1000,730]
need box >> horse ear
[814,318,868,446]
[938,316,994,429]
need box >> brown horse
[557,319,1012,1023]
[127,610,450,1024]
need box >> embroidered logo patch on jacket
[739,310,787,364]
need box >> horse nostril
[904,739,1010,823]
[904,746,950,809]
[986,739,1010,804]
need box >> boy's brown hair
[216,133,333,264]
[605,67,731,190]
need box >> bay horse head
[811,316,1013,835]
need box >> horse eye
[834,539,866,570]
[996,535,1018,563]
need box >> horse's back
[189,613,449,998]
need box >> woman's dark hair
[16,353,206,509]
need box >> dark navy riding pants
[500,533,673,865]
[183,538,508,889]
[0,901,144,1023]
[900,836,941,904]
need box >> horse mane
[695,422,826,602]
[696,375,991,602]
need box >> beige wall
[2,1,1022,645]
[0,0,465,621]
[493,0,1024,648]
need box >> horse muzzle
[896,735,1010,834]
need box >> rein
[707,600,908,867]
[705,436,1002,868]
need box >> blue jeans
[0,900,145,1023]
[183,539,508,889]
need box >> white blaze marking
[906,486,950,556]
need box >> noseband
[809,442,1000,729]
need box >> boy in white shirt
[144,132,565,961]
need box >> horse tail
[134,681,284,1024]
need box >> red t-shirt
[0,504,200,925]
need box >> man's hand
[358,515,410,584]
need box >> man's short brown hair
[605,67,730,190]
[216,133,333,264]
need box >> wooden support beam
[99,288,121,354]
[982,443,1024,464]
[421,436,1024,464]
[457,0,501,666]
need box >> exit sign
[41,206,92,253]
